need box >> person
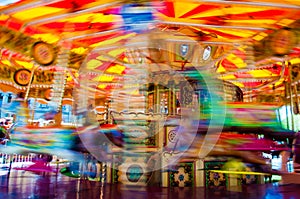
[148,105,153,113]
[292,131,300,172]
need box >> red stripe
[76,33,121,47]
[231,10,288,19]
[232,48,246,60]
[221,59,238,70]
[243,81,265,87]
[234,73,252,78]
[40,22,113,32]
[47,0,95,9]
[157,2,175,18]
[198,28,247,40]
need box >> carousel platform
[0,169,299,199]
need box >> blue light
[120,4,155,33]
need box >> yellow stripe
[226,19,276,25]
[219,74,236,80]
[290,58,300,65]
[15,60,34,69]
[226,53,247,68]
[174,2,200,18]
[248,69,275,78]
[252,32,268,41]
[60,13,118,23]
[1,60,12,66]
[223,6,271,15]
[12,7,64,21]
[277,18,295,27]
[97,84,107,89]
[210,170,271,175]
[71,47,89,55]
[108,48,126,57]
[0,14,9,20]
[210,28,257,38]
[106,64,126,74]
[92,75,114,82]
[216,65,226,73]
[86,59,102,70]
[274,78,285,87]
[96,55,110,62]
[91,33,136,48]
[31,33,60,44]
[232,82,244,88]
[189,6,269,18]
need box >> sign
[175,43,193,61]
[13,69,32,86]
[31,42,56,66]
[202,46,212,61]
[269,29,298,56]
[180,44,189,57]
[0,63,54,87]
[126,164,143,182]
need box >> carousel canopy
[0,0,300,98]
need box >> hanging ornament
[31,41,57,66]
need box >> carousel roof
[0,0,300,96]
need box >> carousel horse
[59,124,123,180]
[0,125,10,145]
[0,116,17,144]
[2,124,86,175]
[146,130,286,175]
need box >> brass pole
[288,61,295,131]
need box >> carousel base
[0,169,299,199]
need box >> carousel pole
[23,63,39,125]
[24,63,39,101]
[287,61,295,131]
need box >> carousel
[0,0,299,189]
